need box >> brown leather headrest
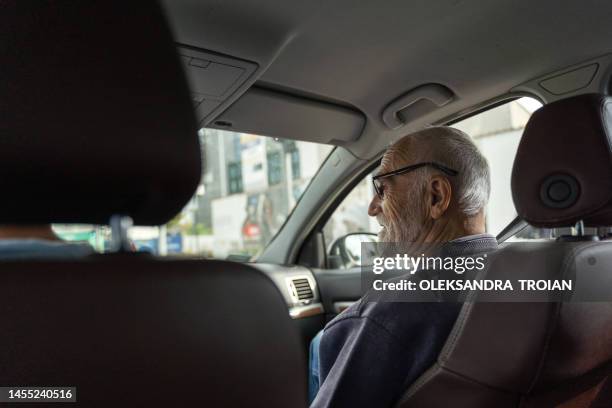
[511,94,612,227]
[0,1,201,226]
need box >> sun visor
[178,46,259,126]
[208,87,366,144]
[0,2,201,226]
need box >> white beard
[377,207,423,244]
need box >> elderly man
[310,126,498,407]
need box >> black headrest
[0,2,201,225]
[511,94,612,227]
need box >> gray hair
[406,126,491,216]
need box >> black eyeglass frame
[372,162,459,199]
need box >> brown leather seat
[396,94,612,407]
[0,2,306,406]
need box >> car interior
[2,0,612,407]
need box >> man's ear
[428,176,452,219]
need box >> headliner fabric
[0,1,201,225]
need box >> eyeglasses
[372,162,458,199]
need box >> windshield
[54,129,333,258]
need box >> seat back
[1,2,306,406]
[397,242,612,407]
[1,257,306,406]
[397,94,612,407]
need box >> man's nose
[368,195,381,217]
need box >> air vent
[288,277,314,302]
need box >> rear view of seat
[397,94,612,407]
[0,2,305,406]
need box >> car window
[452,97,542,235]
[322,173,382,253]
[54,129,333,258]
[321,97,545,267]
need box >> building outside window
[227,162,243,194]
[291,149,300,180]
[267,151,282,185]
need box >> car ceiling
[162,0,612,158]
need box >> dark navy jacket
[312,234,498,408]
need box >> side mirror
[328,232,378,269]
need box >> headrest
[0,2,201,225]
[512,94,612,227]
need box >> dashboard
[253,263,325,320]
